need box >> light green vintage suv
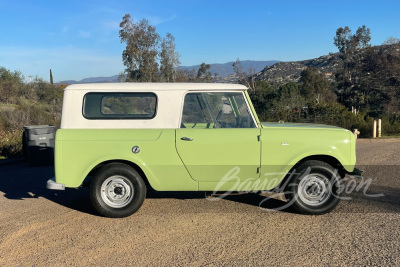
[47,83,360,217]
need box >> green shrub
[0,97,61,159]
[0,102,60,131]
[0,130,23,158]
[381,114,400,136]
[254,101,379,137]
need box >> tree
[119,14,160,82]
[160,33,181,82]
[0,67,25,104]
[196,62,212,82]
[333,26,400,114]
[333,25,371,109]
[357,43,400,113]
[355,25,371,49]
[272,82,306,122]
[175,69,196,82]
[333,26,353,58]
[33,77,59,103]
[383,37,400,45]
[248,81,278,121]
[50,69,53,85]
[0,81,15,104]
[299,67,335,104]
[232,59,255,90]
[334,25,371,59]
[0,67,24,84]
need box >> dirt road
[0,140,399,266]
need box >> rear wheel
[89,163,146,218]
[285,160,343,215]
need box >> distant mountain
[254,54,341,84]
[79,75,121,83]
[58,75,120,84]
[180,60,279,77]
[57,60,278,84]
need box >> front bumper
[348,167,364,178]
[47,178,65,190]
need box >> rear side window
[83,93,157,119]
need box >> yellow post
[353,129,360,139]
[373,120,377,138]
[378,119,382,138]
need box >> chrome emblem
[132,146,140,154]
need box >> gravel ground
[0,140,399,266]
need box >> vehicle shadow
[0,160,98,216]
[146,190,293,213]
[0,161,292,216]
[222,193,293,213]
[1,161,398,216]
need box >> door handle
[181,137,193,141]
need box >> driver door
[176,92,261,184]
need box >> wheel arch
[86,159,154,190]
[273,154,346,192]
[292,155,346,177]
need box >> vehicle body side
[257,125,355,190]
[54,83,356,192]
[55,129,198,190]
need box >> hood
[261,122,344,130]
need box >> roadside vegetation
[0,68,65,158]
[1,18,400,157]
[239,26,400,138]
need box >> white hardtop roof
[64,82,248,91]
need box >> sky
[0,0,399,82]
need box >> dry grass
[0,130,23,158]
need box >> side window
[181,92,256,128]
[204,93,237,128]
[231,93,256,128]
[181,93,213,128]
[83,93,157,119]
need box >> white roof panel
[64,82,248,91]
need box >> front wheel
[89,163,146,218]
[285,160,343,215]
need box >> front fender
[257,128,356,191]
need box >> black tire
[285,160,343,215]
[89,163,146,218]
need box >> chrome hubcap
[298,174,330,206]
[101,176,134,208]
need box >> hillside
[58,60,278,84]
[180,60,279,77]
[58,75,121,84]
[254,54,341,84]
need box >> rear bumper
[348,167,363,178]
[47,178,65,190]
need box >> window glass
[231,94,256,128]
[84,93,156,119]
[181,92,256,128]
[181,93,213,128]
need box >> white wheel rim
[100,176,134,208]
[297,174,331,206]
